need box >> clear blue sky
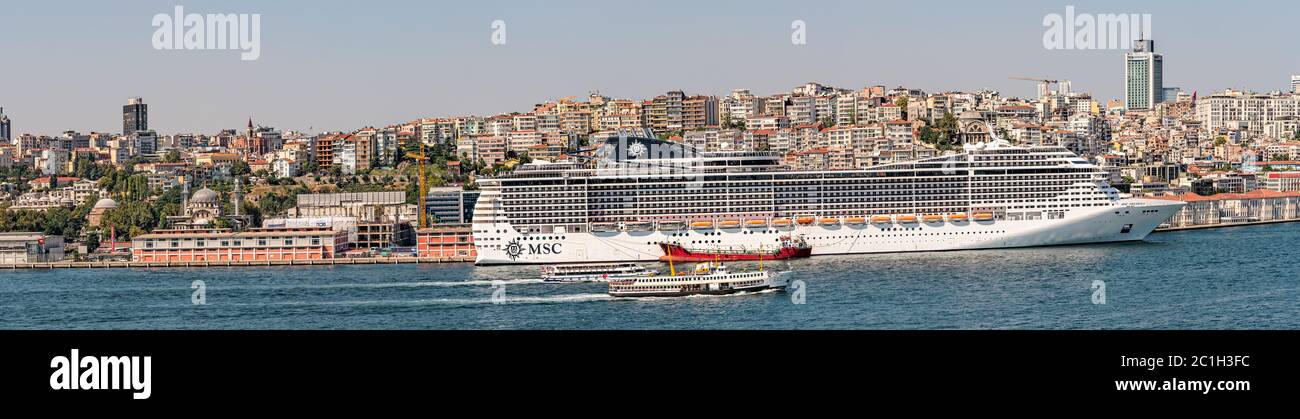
[4,0,1297,136]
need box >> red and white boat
[657,236,811,262]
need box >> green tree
[42,207,73,236]
[301,159,318,175]
[85,231,101,253]
[73,156,107,180]
[894,97,909,119]
[101,202,158,239]
[239,200,263,228]
[919,111,960,150]
[257,189,303,218]
[162,149,182,163]
[230,160,252,177]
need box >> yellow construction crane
[404,142,429,229]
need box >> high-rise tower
[123,98,148,134]
[1124,39,1163,111]
[0,107,10,141]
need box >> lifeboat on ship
[844,216,866,225]
[895,215,918,223]
[948,212,968,222]
[658,220,686,231]
[771,218,793,228]
[690,221,715,229]
[745,219,768,228]
[870,215,893,224]
[795,216,816,225]
[819,217,840,226]
[625,221,654,232]
[973,212,995,221]
[718,219,742,229]
[922,215,944,223]
[591,222,619,232]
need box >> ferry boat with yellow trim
[610,247,791,297]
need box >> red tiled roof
[29,176,81,184]
[794,147,830,155]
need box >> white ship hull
[474,199,1185,265]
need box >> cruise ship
[471,130,1185,265]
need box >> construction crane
[404,142,429,229]
[1009,76,1070,98]
[1009,76,1059,83]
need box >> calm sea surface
[3,223,1298,329]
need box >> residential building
[272,157,299,178]
[130,130,159,157]
[1194,90,1300,136]
[682,95,718,130]
[315,134,345,171]
[1262,172,1300,192]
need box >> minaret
[181,180,190,216]
[232,178,242,217]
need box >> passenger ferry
[540,262,657,282]
[472,129,1186,265]
[607,262,789,298]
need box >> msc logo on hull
[504,238,563,260]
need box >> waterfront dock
[1149,189,1300,232]
[0,256,474,270]
[1155,217,1300,232]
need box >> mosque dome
[191,188,219,203]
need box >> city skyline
[4,0,1299,135]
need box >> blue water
[2,223,1298,329]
